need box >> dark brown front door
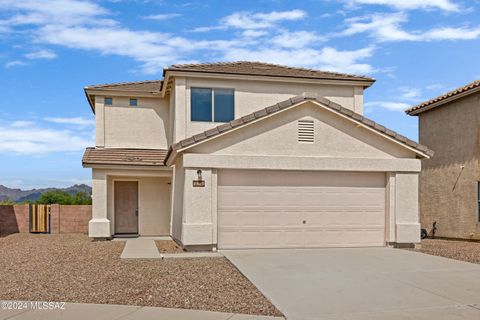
[114,181,138,234]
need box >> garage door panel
[218,170,386,249]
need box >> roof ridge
[406,79,480,115]
[167,93,433,160]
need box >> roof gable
[189,101,417,159]
[166,93,433,163]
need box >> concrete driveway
[222,248,480,320]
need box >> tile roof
[169,93,433,158]
[82,148,168,166]
[165,61,375,83]
[406,80,480,115]
[85,80,163,92]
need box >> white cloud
[220,9,306,30]
[24,49,57,60]
[241,30,268,38]
[5,60,27,68]
[11,121,34,127]
[341,13,417,41]
[423,26,480,40]
[344,0,460,12]
[270,31,325,48]
[340,12,480,42]
[0,121,92,155]
[399,87,422,101]
[0,0,114,27]
[364,101,411,111]
[44,117,94,127]
[191,25,226,33]
[143,13,181,21]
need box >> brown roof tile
[169,93,433,158]
[165,61,375,83]
[406,80,480,115]
[82,148,168,166]
[85,80,163,92]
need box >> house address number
[193,180,205,187]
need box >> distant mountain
[0,184,92,202]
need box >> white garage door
[218,170,386,249]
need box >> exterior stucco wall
[394,173,421,243]
[171,157,185,242]
[418,93,480,239]
[190,102,415,159]
[88,168,172,237]
[96,95,169,149]
[180,167,218,246]
[171,76,364,142]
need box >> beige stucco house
[82,61,432,250]
[406,80,480,240]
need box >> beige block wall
[418,93,480,239]
[172,76,364,142]
[96,96,170,149]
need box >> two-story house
[82,61,432,250]
[406,80,480,240]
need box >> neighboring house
[82,61,432,250]
[406,80,480,240]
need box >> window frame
[104,97,113,105]
[129,98,138,107]
[190,87,235,123]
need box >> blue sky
[0,0,479,189]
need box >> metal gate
[29,204,51,233]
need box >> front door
[114,181,138,234]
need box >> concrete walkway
[223,248,480,320]
[120,238,160,259]
[0,302,284,320]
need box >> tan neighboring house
[406,80,480,240]
[82,61,432,250]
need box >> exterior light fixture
[193,169,205,188]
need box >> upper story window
[104,97,113,105]
[129,98,138,107]
[191,87,234,122]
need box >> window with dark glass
[191,87,234,122]
[104,97,113,105]
[214,89,234,122]
[191,88,212,121]
[129,98,138,107]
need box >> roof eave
[406,86,480,116]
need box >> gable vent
[298,120,314,143]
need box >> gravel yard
[412,238,480,264]
[0,233,281,316]
[155,239,184,253]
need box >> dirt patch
[411,239,480,264]
[155,240,184,254]
[0,234,282,316]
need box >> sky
[0,0,479,189]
